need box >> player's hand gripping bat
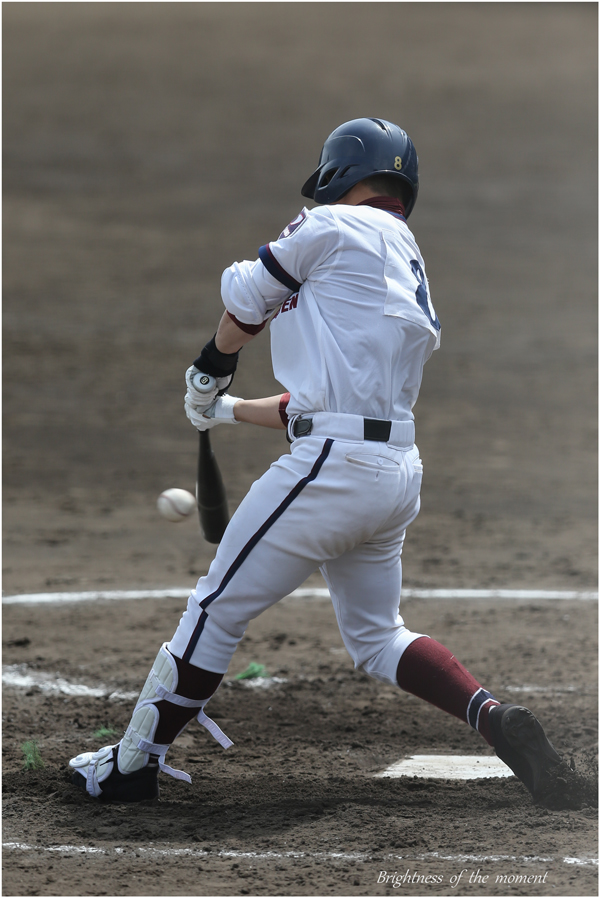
[192,373,230,543]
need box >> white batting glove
[184,366,233,413]
[185,394,241,432]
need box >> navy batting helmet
[301,117,419,216]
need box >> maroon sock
[396,636,499,746]
[154,654,223,744]
[476,702,499,747]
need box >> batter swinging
[70,118,563,804]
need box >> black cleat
[489,703,562,798]
[69,744,159,802]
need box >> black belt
[291,416,392,441]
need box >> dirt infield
[2,593,598,896]
[3,3,597,896]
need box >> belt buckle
[294,416,313,437]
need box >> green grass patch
[92,726,118,740]
[234,662,268,680]
[22,740,45,770]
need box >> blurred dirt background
[2,3,597,896]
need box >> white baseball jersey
[221,202,440,421]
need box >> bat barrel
[197,431,230,543]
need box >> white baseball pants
[169,427,426,686]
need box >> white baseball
[157,488,196,522]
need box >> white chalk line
[1,665,288,699]
[2,842,597,867]
[2,665,138,702]
[2,664,587,703]
[3,587,598,605]
[504,685,579,694]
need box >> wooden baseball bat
[192,372,230,543]
[197,430,229,543]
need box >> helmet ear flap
[301,167,322,199]
[301,164,352,201]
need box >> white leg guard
[118,643,233,783]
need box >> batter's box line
[2,842,598,867]
[2,587,598,605]
[1,663,139,701]
[2,664,590,702]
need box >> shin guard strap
[150,670,206,708]
[126,727,192,784]
[198,709,234,749]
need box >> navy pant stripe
[183,439,334,663]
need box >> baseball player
[70,118,563,804]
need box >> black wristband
[193,335,239,378]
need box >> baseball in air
[157,488,196,522]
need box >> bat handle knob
[192,372,217,393]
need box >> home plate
[375,755,513,780]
